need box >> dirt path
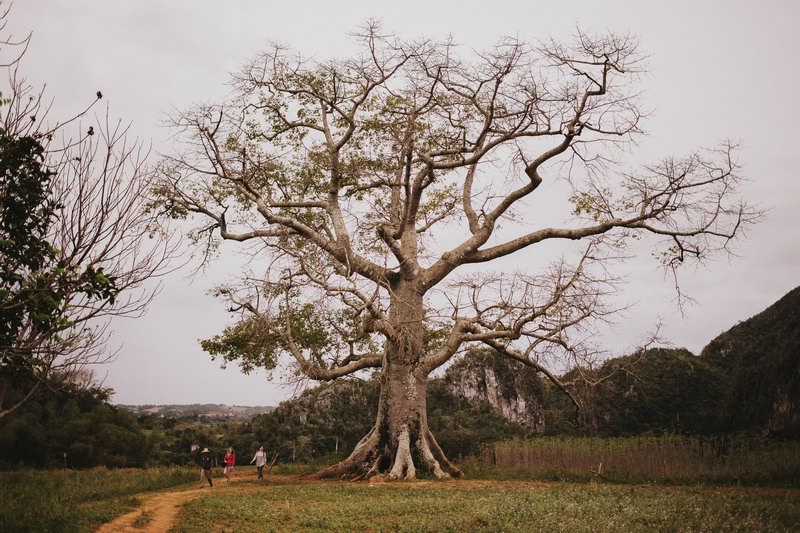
[95,470,264,533]
[95,486,204,533]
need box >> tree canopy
[156,24,758,480]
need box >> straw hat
[202,448,210,453]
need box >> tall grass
[0,466,197,533]
[464,435,800,485]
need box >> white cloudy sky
[7,1,799,406]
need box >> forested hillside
[547,286,800,436]
[1,286,796,468]
[548,348,724,435]
[239,376,533,462]
[0,380,155,468]
[701,286,800,436]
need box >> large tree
[156,26,758,480]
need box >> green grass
[171,482,800,532]
[0,466,196,533]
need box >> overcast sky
[7,1,799,406]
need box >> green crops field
[464,436,800,486]
[2,462,799,532]
[172,482,800,532]
[0,466,196,533]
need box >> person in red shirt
[223,447,236,484]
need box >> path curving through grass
[91,471,800,532]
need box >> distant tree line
[1,285,796,469]
[0,377,154,468]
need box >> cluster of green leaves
[201,316,280,374]
[0,126,119,369]
[0,130,58,351]
[0,466,195,533]
[201,296,376,377]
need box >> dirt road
[95,486,204,533]
[95,470,261,533]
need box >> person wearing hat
[199,448,213,488]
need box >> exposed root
[387,424,416,481]
[313,427,381,480]
[427,429,463,478]
[314,424,462,482]
[418,433,449,479]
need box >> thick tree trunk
[315,283,462,481]
[315,361,462,480]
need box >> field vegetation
[0,466,196,533]
[465,436,800,486]
[3,462,800,532]
[171,481,800,532]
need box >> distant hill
[550,347,723,435]
[550,285,800,437]
[119,403,274,420]
[701,286,800,436]
[242,374,533,461]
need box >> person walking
[250,445,267,481]
[223,447,236,484]
[199,448,213,488]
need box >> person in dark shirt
[199,448,213,488]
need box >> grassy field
[3,462,799,532]
[172,480,800,532]
[0,466,196,533]
[465,436,800,486]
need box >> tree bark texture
[316,284,462,480]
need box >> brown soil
[95,486,204,533]
[94,469,259,533]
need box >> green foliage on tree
[0,129,58,353]
[0,128,119,362]
[200,316,281,374]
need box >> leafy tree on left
[0,131,60,347]
[0,8,177,418]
